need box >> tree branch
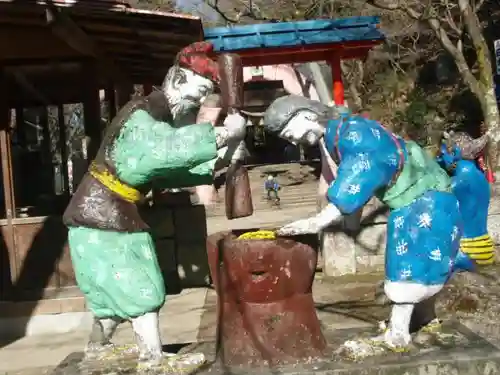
[206,0,240,23]
[341,60,364,111]
[206,0,279,23]
[439,0,462,36]
[366,0,400,11]
[367,0,422,19]
[458,0,494,89]
[427,16,481,95]
[473,0,487,12]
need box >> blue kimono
[437,144,494,265]
[323,115,467,286]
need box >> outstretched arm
[215,127,230,149]
[197,93,238,152]
[277,153,394,236]
[277,203,342,236]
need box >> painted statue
[165,54,247,205]
[262,95,473,356]
[63,42,246,370]
[436,130,494,266]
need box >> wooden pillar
[0,67,18,288]
[82,61,102,161]
[105,85,117,120]
[115,83,134,110]
[0,114,15,219]
[57,104,69,198]
[38,107,55,196]
[330,53,345,105]
[143,84,153,96]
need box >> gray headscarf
[263,95,338,134]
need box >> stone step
[217,183,318,197]
[205,198,318,217]
[207,177,319,217]
[207,203,318,216]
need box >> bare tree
[368,0,500,165]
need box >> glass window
[2,104,87,218]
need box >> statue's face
[163,66,214,118]
[279,110,323,146]
[437,142,461,170]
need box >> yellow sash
[460,234,495,266]
[89,163,142,203]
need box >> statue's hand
[224,112,246,141]
[230,139,247,162]
[217,146,229,160]
[277,219,319,236]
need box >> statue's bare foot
[338,330,411,360]
[378,318,442,335]
[137,352,206,373]
[85,342,116,360]
[85,342,138,360]
[164,352,206,370]
[418,318,442,334]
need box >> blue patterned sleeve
[326,153,393,214]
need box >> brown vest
[63,91,172,232]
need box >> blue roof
[204,17,385,52]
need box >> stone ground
[4,269,500,374]
[3,165,500,374]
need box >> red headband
[176,41,220,83]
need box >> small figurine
[262,95,471,356]
[436,130,494,266]
[264,175,280,203]
[63,42,246,370]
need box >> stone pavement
[5,268,500,374]
[0,288,209,374]
[3,176,500,373]
[0,275,378,374]
[187,269,500,375]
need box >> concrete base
[196,321,500,375]
[50,348,207,375]
[48,321,500,375]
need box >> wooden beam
[3,56,87,67]
[0,25,82,61]
[214,41,381,67]
[45,5,131,85]
[11,71,51,106]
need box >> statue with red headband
[162,42,246,203]
[63,41,246,371]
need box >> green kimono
[67,109,217,319]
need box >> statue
[436,130,494,266]
[162,47,246,204]
[63,42,246,370]
[261,95,474,357]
